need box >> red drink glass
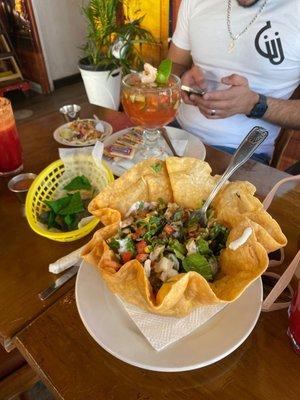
[287,281,300,354]
[121,73,181,159]
[0,97,23,176]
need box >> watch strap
[247,93,268,118]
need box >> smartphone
[181,85,206,96]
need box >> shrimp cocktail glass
[121,59,181,159]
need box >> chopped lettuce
[196,237,212,256]
[105,198,228,284]
[108,238,120,251]
[168,238,186,260]
[143,215,165,242]
[209,224,229,255]
[182,253,213,281]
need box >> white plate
[75,260,262,372]
[103,126,206,176]
[53,119,113,147]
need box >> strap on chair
[262,175,300,311]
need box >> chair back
[270,85,300,168]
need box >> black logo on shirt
[255,21,284,65]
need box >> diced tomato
[136,253,148,263]
[160,94,170,104]
[121,252,133,263]
[131,227,145,240]
[164,224,175,235]
[136,240,147,254]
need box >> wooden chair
[270,128,295,168]
[270,86,300,168]
[0,346,38,400]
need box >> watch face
[249,95,268,118]
[256,104,267,115]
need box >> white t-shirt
[172,0,300,155]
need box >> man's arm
[190,73,300,130]
[168,42,192,77]
[263,97,300,130]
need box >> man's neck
[237,0,261,7]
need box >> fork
[197,126,268,226]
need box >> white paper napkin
[168,138,188,156]
[49,250,226,351]
[49,247,83,274]
[118,297,226,351]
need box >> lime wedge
[155,58,172,85]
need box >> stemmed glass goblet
[121,72,181,159]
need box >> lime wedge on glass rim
[155,58,172,85]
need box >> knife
[39,265,80,301]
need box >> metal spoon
[160,127,179,156]
[198,126,268,226]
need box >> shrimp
[140,63,157,84]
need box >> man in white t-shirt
[168,0,300,163]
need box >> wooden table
[1,103,299,399]
[0,103,131,349]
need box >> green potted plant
[79,0,155,110]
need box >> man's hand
[181,65,206,105]
[189,74,259,119]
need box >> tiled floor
[8,82,88,122]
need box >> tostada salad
[82,156,287,316]
[107,199,229,294]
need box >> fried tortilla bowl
[82,157,287,317]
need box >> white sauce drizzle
[118,238,129,253]
[144,259,151,278]
[229,227,253,251]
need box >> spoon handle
[160,128,179,157]
[202,126,268,214]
